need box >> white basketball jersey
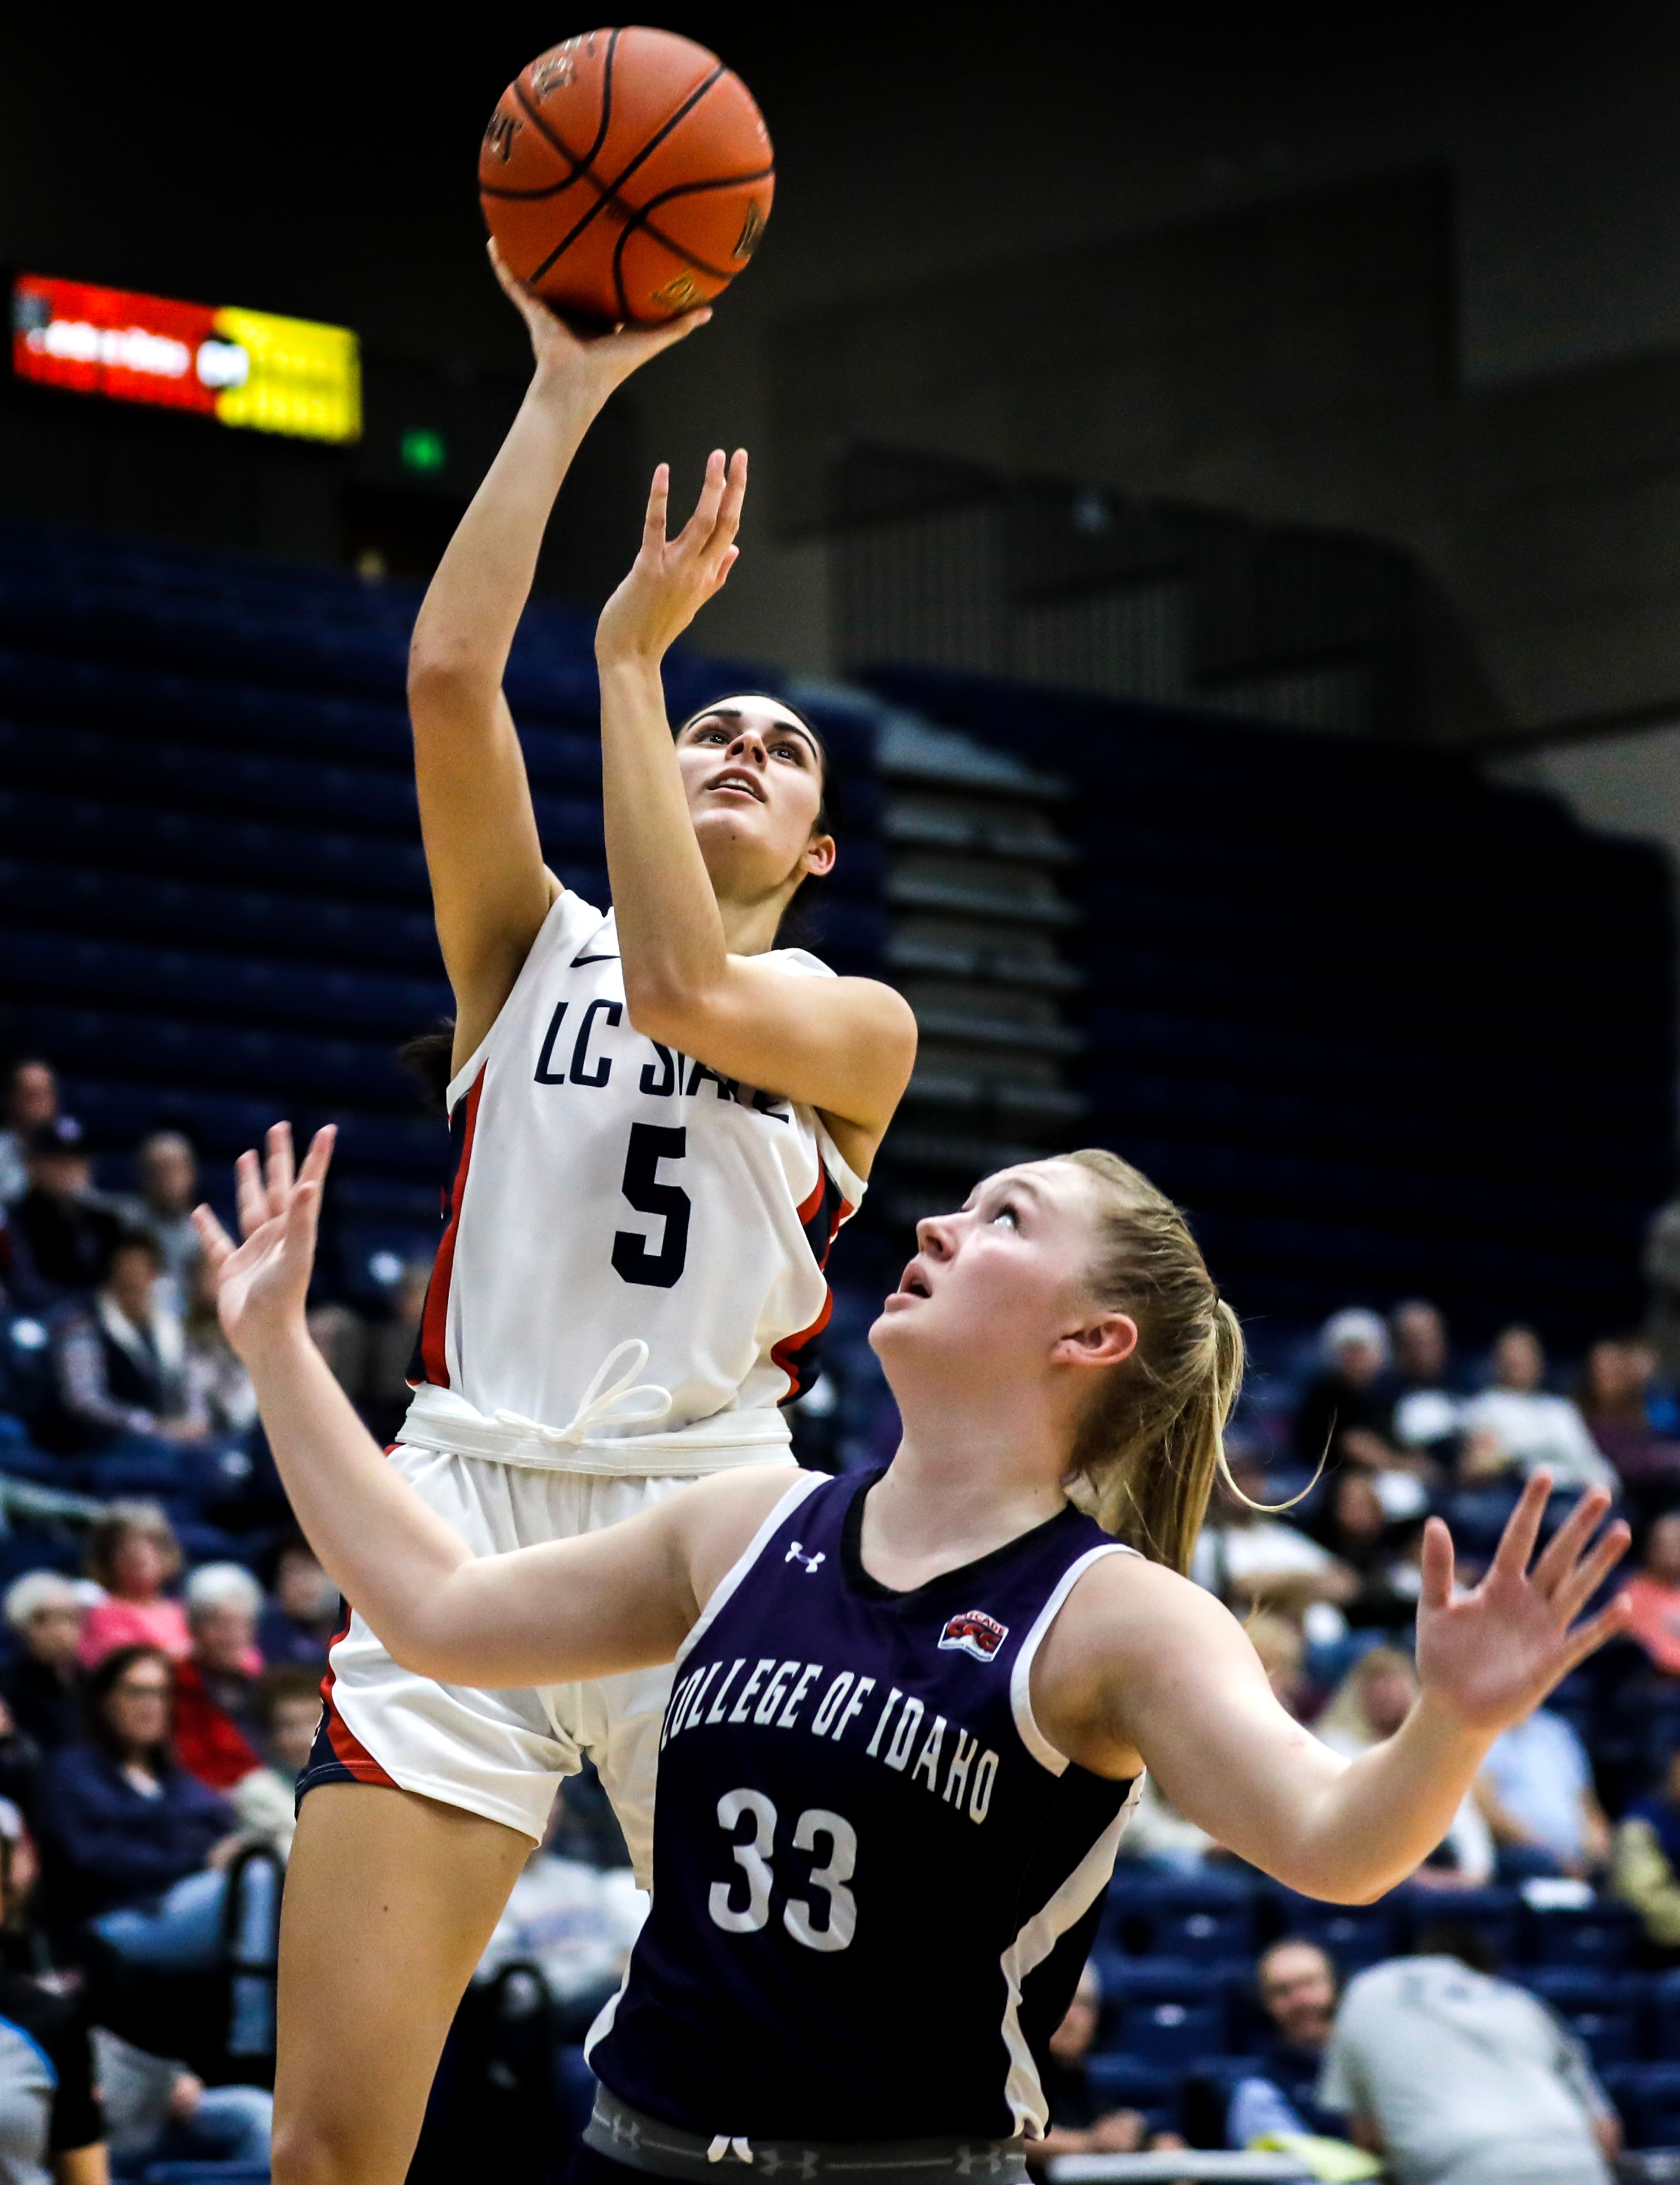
[414,890,865,1441]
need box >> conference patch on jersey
[938,1610,1008,1662]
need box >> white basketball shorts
[296,1442,788,1886]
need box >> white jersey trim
[674,1470,827,1669]
[999,1777,1142,2137]
[1009,1542,1139,1775]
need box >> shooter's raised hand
[191,1122,336,1365]
[1415,1470,1631,1737]
[488,239,710,402]
[596,447,747,666]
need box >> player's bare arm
[408,246,710,1072]
[192,1123,787,1687]
[595,449,917,1143]
[1032,1469,1630,1903]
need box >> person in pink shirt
[1621,1511,1680,1677]
[79,1501,190,1667]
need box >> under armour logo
[756,2151,819,2179]
[784,1542,825,1575]
[954,2150,1013,2178]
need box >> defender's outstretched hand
[596,448,747,665]
[1415,1470,1631,1737]
[488,240,709,399]
[191,1122,336,1364]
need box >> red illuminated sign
[11,273,360,444]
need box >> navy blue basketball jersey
[588,1468,1141,2143]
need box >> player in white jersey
[273,249,917,2185]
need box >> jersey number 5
[612,1124,691,1289]
[709,1788,858,1953]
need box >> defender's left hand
[1415,1470,1631,1736]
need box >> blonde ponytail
[1056,1148,1245,1575]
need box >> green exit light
[401,428,446,475]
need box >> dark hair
[86,1500,182,1592]
[397,1021,457,1120]
[83,1644,175,1770]
[1414,1920,1499,1975]
[256,1663,325,1728]
[105,1227,164,1272]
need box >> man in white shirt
[1460,1327,1617,1492]
[1319,1928,1620,2185]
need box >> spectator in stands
[172,1567,264,1795]
[1030,1961,1188,2167]
[1387,1299,1464,1466]
[1613,1743,1680,1964]
[1311,1471,1427,1630]
[1478,1706,1610,1879]
[49,1230,206,1458]
[256,1536,337,1668]
[117,1130,201,1305]
[228,1667,324,1862]
[0,1691,45,1845]
[1246,1611,1311,1719]
[1459,1326,1618,1492]
[9,1119,122,1305]
[0,1573,87,1753]
[79,1504,189,1668]
[1618,1510,1680,1677]
[0,1059,57,1210]
[181,1254,257,1439]
[40,1646,238,1929]
[1293,1309,1421,1479]
[1190,1452,1355,1615]
[0,1804,107,2184]
[1225,1939,1349,2146]
[357,1257,431,1448]
[1578,1337,1680,1500]
[94,2027,272,2179]
[1319,1923,1620,2180]
[1317,1649,1494,1885]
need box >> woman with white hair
[175,1564,266,1793]
[1292,1307,1425,1481]
[0,1573,86,1752]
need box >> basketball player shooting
[265,248,915,2185]
[197,1128,1632,2184]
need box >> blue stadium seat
[1603,2063,1680,2151]
[140,2167,270,2183]
[1524,1898,1636,1972]
[1272,1894,1404,1973]
[1091,1955,1239,2056]
[1083,2055,1179,2132]
[1114,1999,1225,2068]
[1519,1968,1641,2069]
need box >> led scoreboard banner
[10,273,360,445]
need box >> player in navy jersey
[198,1132,1631,2185]
[271,252,916,2185]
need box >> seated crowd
[7,1054,1680,2167]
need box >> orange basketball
[479,27,774,327]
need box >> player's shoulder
[672,1464,828,1612]
[1048,1541,1245,1667]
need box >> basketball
[479,27,774,327]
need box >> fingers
[714,447,748,552]
[266,1121,295,1214]
[298,1123,337,1191]
[1419,1514,1455,1613]
[234,1150,267,1241]
[284,1177,325,1264]
[1533,1484,1614,1593]
[1553,1519,1631,1628]
[677,448,729,550]
[1490,1469,1552,1582]
[643,465,671,553]
[190,1204,236,1270]
[1557,1588,1635,1677]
